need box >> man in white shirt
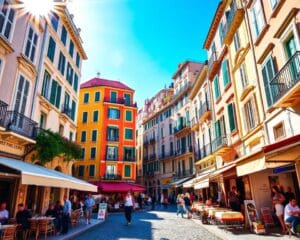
[284,197,300,233]
[124,191,135,225]
[0,202,9,224]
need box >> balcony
[103,174,122,180]
[270,51,300,108]
[61,105,72,119]
[190,117,199,131]
[174,170,194,179]
[107,136,119,142]
[123,156,136,162]
[211,135,233,156]
[199,101,211,124]
[223,1,245,45]
[175,148,188,156]
[159,151,174,160]
[172,82,192,102]
[174,121,191,137]
[106,155,118,161]
[0,100,8,129]
[208,51,220,80]
[3,111,37,141]
[103,97,137,107]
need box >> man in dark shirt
[16,203,32,230]
[284,187,296,205]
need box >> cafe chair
[37,219,55,240]
[28,219,39,240]
[0,225,17,240]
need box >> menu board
[261,207,274,226]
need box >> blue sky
[68,0,219,107]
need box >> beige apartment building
[0,1,95,215]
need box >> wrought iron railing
[159,151,174,159]
[211,135,230,152]
[208,51,218,71]
[4,111,37,139]
[174,121,191,133]
[223,0,240,38]
[199,101,210,117]
[270,51,300,103]
[103,97,137,107]
[0,100,8,127]
[61,105,72,118]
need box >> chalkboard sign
[261,207,274,226]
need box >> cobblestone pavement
[75,206,220,240]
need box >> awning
[183,178,195,188]
[170,176,193,188]
[91,182,145,193]
[0,157,97,192]
[209,163,236,179]
[236,151,289,177]
[194,178,209,189]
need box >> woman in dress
[272,186,286,234]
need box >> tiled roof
[80,77,133,91]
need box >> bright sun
[21,0,55,17]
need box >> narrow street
[75,207,220,240]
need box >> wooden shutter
[55,84,61,108]
[50,80,57,105]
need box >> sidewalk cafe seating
[0,224,17,240]
[37,219,55,240]
[28,219,39,240]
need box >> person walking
[84,194,95,224]
[124,191,135,225]
[61,195,71,234]
[176,194,185,218]
[272,186,286,234]
[184,192,192,219]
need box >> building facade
[74,78,137,183]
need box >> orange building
[74,78,137,183]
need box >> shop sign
[161,177,173,185]
[97,203,107,220]
[0,139,24,156]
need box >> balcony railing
[0,100,8,127]
[103,174,122,180]
[199,101,210,117]
[208,51,218,71]
[174,121,191,134]
[270,51,300,104]
[107,136,119,142]
[175,170,194,179]
[61,105,72,118]
[123,156,136,162]
[103,97,137,107]
[173,82,191,99]
[106,155,118,161]
[4,111,37,139]
[159,151,174,159]
[211,135,230,152]
[200,142,213,158]
[175,148,187,156]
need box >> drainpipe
[242,0,270,144]
[30,18,48,120]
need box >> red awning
[263,134,300,153]
[90,181,145,193]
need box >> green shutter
[47,37,56,62]
[55,84,61,108]
[93,111,98,122]
[215,120,221,137]
[228,103,236,132]
[74,74,78,92]
[71,100,76,120]
[126,110,132,121]
[111,92,117,102]
[125,129,133,139]
[222,60,230,86]
[124,165,131,177]
[214,76,220,100]
[50,80,57,105]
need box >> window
[124,165,131,177]
[69,131,73,141]
[125,110,132,121]
[125,129,133,139]
[39,112,46,129]
[90,148,96,159]
[273,122,285,140]
[110,91,117,103]
[92,130,97,142]
[0,1,15,40]
[66,63,73,85]
[170,142,174,155]
[81,131,86,142]
[108,108,120,119]
[222,59,230,87]
[239,63,248,88]
[89,165,95,177]
[227,103,236,133]
[93,110,99,122]
[76,52,81,68]
[95,92,100,102]
[244,97,258,132]
[124,147,134,161]
[233,31,240,52]
[261,56,276,106]
[107,127,119,141]
[78,166,84,177]
[73,74,78,92]
[80,148,85,159]
[61,25,67,45]
[63,92,70,112]
[41,70,51,99]
[24,27,38,62]
[58,52,66,75]
[49,80,61,108]
[270,0,278,9]
[169,123,172,135]
[106,146,118,160]
[50,12,59,31]
[83,93,89,103]
[251,0,265,38]
[82,112,88,123]
[124,93,131,106]
[71,100,76,121]
[47,37,56,62]
[106,165,116,175]
[69,40,74,57]
[14,75,29,115]
[219,22,225,44]
[213,76,220,100]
